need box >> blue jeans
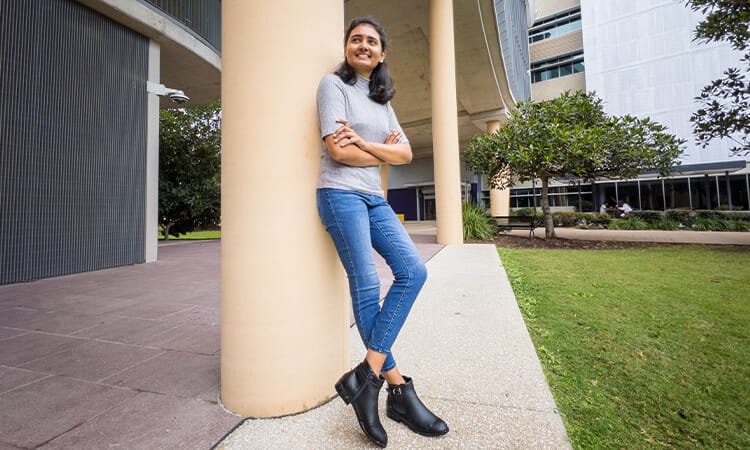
[317,188,427,372]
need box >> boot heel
[386,409,403,423]
[335,381,352,404]
[385,376,449,437]
[337,361,388,447]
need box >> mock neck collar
[355,73,370,91]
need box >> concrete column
[430,0,463,244]
[144,40,160,262]
[221,0,348,417]
[486,120,510,217]
[381,164,390,200]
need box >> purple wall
[387,188,418,220]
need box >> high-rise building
[509,0,749,212]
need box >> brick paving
[0,236,443,449]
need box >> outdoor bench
[493,215,536,237]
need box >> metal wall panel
[142,0,221,50]
[0,0,148,285]
[495,0,532,102]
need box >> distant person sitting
[617,200,633,217]
[600,202,609,214]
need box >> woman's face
[345,24,386,78]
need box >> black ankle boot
[386,376,448,437]
[335,360,387,447]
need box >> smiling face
[345,24,386,79]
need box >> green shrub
[462,201,497,240]
[552,212,584,227]
[512,207,535,217]
[590,213,613,227]
[728,220,750,232]
[609,217,649,230]
[532,213,545,227]
[693,217,730,231]
[696,210,723,220]
[717,204,744,211]
[665,209,692,226]
[549,212,611,228]
[653,219,680,230]
[629,210,664,224]
[719,210,750,222]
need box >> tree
[687,0,750,156]
[464,91,684,238]
[159,102,221,239]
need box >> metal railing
[142,0,221,51]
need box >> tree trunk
[162,223,172,241]
[540,177,556,238]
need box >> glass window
[719,174,749,210]
[597,182,618,207]
[531,51,584,84]
[690,177,715,210]
[528,9,581,44]
[729,175,749,210]
[580,193,594,212]
[639,180,663,210]
[665,178,691,209]
[618,181,640,209]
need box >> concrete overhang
[346,0,520,158]
[76,0,221,108]
[669,160,748,176]
[77,0,520,150]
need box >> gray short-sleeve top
[316,73,408,197]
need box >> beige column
[430,0,464,244]
[380,164,390,200]
[221,0,348,417]
[486,120,510,217]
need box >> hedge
[509,208,750,231]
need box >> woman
[316,17,448,447]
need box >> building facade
[0,0,220,285]
[502,0,749,213]
[384,0,533,220]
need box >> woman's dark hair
[335,17,395,105]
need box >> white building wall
[388,157,476,189]
[389,157,436,189]
[580,0,746,165]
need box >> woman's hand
[332,120,371,152]
[384,129,402,145]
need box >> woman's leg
[318,188,391,447]
[317,189,394,373]
[366,196,427,376]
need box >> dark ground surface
[489,233,750,251]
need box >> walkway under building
[0,231,571,449]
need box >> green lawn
[169,230,221,240]
[498,246,750,449]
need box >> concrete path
[218,244,570,449]
[0,231,570,449]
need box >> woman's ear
[379,51,386,63]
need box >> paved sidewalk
[0,232,570,449]
[0,242,235,449]
[218,244,570,449]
